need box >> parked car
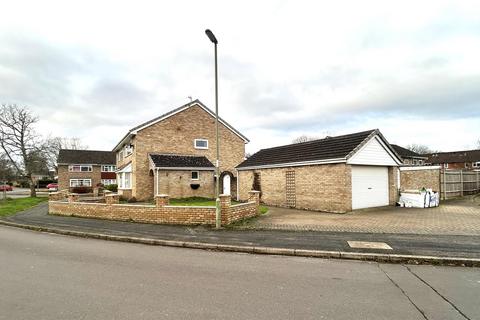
[47,183,58,191]
[0,185,13,191]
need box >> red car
[0,185,13,191]
[47,183,58,191]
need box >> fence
[440,170,480,200]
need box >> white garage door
[352,166,389,210]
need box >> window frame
[194,139,209,150]
[68,165,93,172]
[101,165,117,172]
[191,171,199,181]
[101,179,117,186]
[69,179,92,187]
[473,161,480,168]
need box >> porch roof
[149,154,215,170]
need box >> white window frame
[191,171,199,180]
[68,165,92,172]
[101,179,117,186]
[444,163,449,169]
[117,172,132,189]
[194,139,209,150]
[473,162,480,168]
[101,165,117,172]
[125,144,133,156]
[69,179,92,187]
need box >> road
[0,188,49,199]
[0,226,478,320]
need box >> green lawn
[169,197,241,206]
[0,197,48,217]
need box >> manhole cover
[347,241,393,250]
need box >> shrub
[127,197,137,203]
[71,186,92,194]
[105,184,118,192]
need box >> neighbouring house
[57,150,117,191]
[236,129,403,213]
[391,144,428,166]
[112,99,249,201]
[425,149,480,170]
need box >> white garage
[351,166,389,209]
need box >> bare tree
[292,135,319,144]
[406,144,437,155]
[0,104,47,197]
[476,138,480,149]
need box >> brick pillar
[248,190,261,214]
[68,193,79,203]
[105,194,120,204]
[155,194,169,207]
[219,194,231,225]
[93,187,100,197]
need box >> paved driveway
[246,197,480,236]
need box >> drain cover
[347,241,393,250]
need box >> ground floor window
[117,172,131,189]
[101,179,117,186]
[70,179,92,187]
[191,171,199,180]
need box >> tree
[406,144,437,155]
[476,138,480,149]
[292,135,319,144]
[0,104,47,197]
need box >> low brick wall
[400,167,441,192]
[48,191,260,226]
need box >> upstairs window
[473,162,480,168]
[191,171,199,180]
[102,165,117,172]
[194,139,208,150]
[69,165,92,172]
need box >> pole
[214,42,221,229]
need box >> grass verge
[0,197,48,217]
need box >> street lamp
[205,29,221,229]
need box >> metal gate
[285,170,296,207]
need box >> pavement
[243,197,480,235]
[1,226,479,320]
[2,203,480,264]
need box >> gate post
[460,170,464,197]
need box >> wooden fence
[440,170,480,200]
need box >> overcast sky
[1,0,479,154]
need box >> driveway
[245,197,480,236]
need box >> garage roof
[237,129,401,169]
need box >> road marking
[347,241,393,250]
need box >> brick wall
[238,163,352,213]
[157,170,215,198]
[388,166,399,205]
[124,105,246,201]
[400,168,441,192]
[49,192,259,226]
[58,165,103,190]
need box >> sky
[0,0,479,154]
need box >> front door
[223,174,231,195]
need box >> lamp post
[205,29,221,229]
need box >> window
[102,165,116,172]
[70,179,92,187]
[191,171,199,180]
[118,172,131,189]
[473,162,480,168]
[125,145,133,156]
[444,163,449,169]
[101,179,117,186]
[68,165,92,172]
[194,139,208,149]
[418,160,424,165]
[117,150,123,161]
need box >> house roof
[390,144,427,159]
[113,99,249,151]
[57,149,116,165]
[149,154,215,169]
[425,149,480,164]
[237,129,400,169]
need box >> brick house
[57,150,116,191]
[391,144,428,166]
[425,149,480,170]
[112,100,249,201]
[236,129,403,213]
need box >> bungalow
[57,150,116,191]
[236,129,403,213]
[112,99,249,201]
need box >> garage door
[352,166,389,210]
